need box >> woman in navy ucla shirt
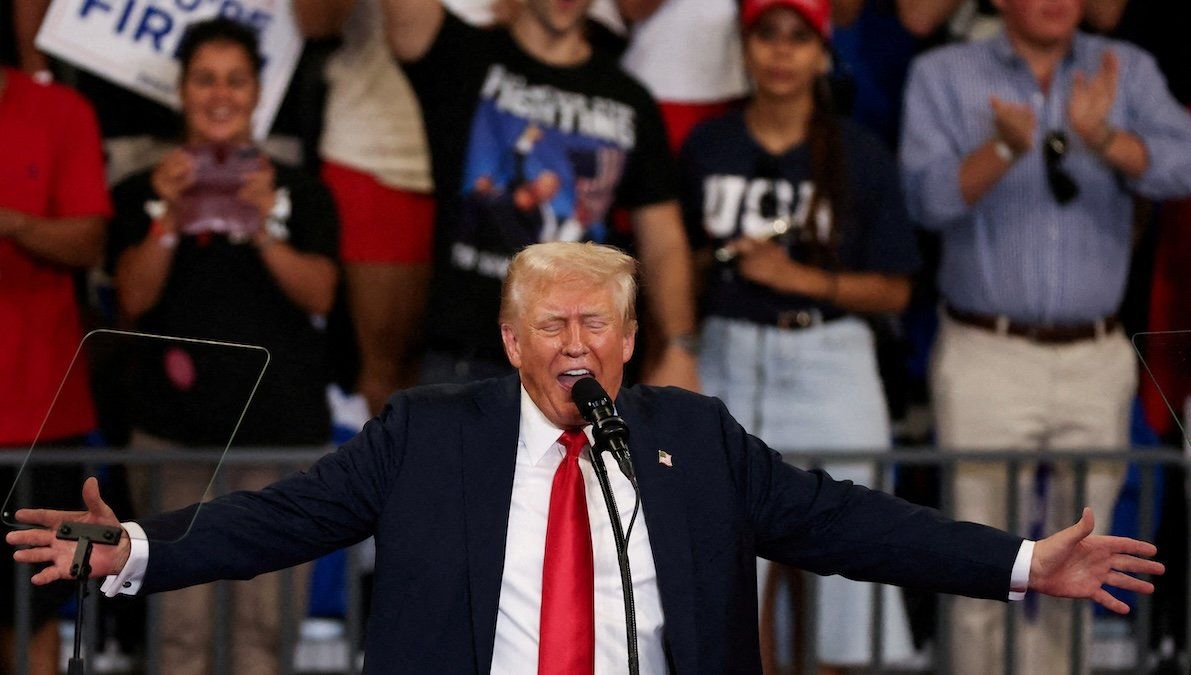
[679,0,922,671]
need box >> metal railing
[3,447,1188,674]
[777,448,1189,675]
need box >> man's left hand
[1068,51,1119,146]
[1029,507,1164,614]
[6,478,131,586]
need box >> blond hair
[500,242,638,327]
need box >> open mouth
[556,368,593,389]
[204,106,239,125]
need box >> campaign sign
[36,0,301,140]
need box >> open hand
[5,478,131,585]
[1068,51,1119,145]
[1029,507,1164,614]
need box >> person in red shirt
[0,64,111,675]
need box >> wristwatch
[993,138,1017,163]
[262,188,291,243]
[143,199,168,220]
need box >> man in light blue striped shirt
[899,0,1191,673]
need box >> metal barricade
[774,448,1188,675]
[3,447,1187,674]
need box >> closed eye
[534,320,564,335]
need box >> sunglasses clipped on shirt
[1043,130,1080,205]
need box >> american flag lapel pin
[657,450,673,467]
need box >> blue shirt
[832,0,923,148]
[900,31,1191,324]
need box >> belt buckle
[776,309,817,330]
[994,315,1011,336]
[1094,319,1108,340]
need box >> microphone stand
[55,521,123,675]
[589,446,640,675]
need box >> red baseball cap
[740,0,832,40]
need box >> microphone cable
[589,446,640,675]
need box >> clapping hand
[1029,507,1163,614]
[1068,51,1119,146]
[990,96,1037,156]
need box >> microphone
[571,377,636,488]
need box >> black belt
[945,305,1118,344]
[770,308,846,330]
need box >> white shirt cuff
[1008,540,1034,601]
[100,522,149,597]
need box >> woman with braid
[679,0,922,671]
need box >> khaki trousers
[931,316,1136,675]
[129,431,309,675]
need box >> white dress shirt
[490,387,666,674]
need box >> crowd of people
[3,0,1190,673]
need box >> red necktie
[538,429,595,674]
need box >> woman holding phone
[679,0,922,672]
[108,18,337,675]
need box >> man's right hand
[990,96,1037,156]
[961,96,1039,204]
[5,477,130,585]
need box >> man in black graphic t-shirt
[382,0,699,389]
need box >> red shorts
[321,161,436,264]
[658,100,741,154]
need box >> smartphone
[175,144,264,241]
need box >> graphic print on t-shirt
[451,63,633,279]
[701,174,832,248]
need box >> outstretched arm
[1029,507,1164,614]
[6,478,131,585]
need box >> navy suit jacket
[140,375,1022,673]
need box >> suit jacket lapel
[462,374,521,673]
[618,388,698,673]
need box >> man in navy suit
[8,242,1164,673]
